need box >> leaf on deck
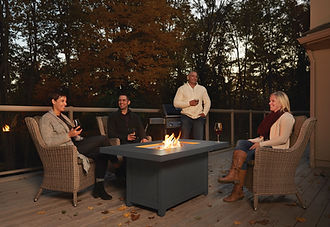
[88,206,94,210]
[194,216,202,220]
[131,213,140,221]
[101,210,109,214]
[61,210,66,214]
[37,211,46,215]
[285,202,297,206]
[296,217,306,223]
[118,205,127,211]
[123,212,130,218]
[249,219,269,225]
[234,220,241,225]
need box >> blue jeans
[181,114,205,140]
[235,140,255,170]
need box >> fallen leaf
[285,202,297,206]
[148,215,155,219]
[97,202,103,206]
[207,204,212,207]
[170,208,174,211]
[101,210,109,214]
[234,220,241,225]
[37,211,46,215]
[61,210,66,214]
[194,216,202,220]
[73,213,78,216]
[119,197,124,201]
[249,220,257,225]
[131,213,140,221]
[123,212,130,218]
[118,205,127,211]
[77,199,82,202]
[256,219,269,225]
[130,209,137,214]
[118,223,122,226]
[88,206,94,210]
[296,217,306,223]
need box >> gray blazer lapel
[48,109,71,132]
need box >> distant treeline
[0,0,310,110]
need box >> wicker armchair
[245,116,316,210]
[25,116,95,206]
[96,116,152,145]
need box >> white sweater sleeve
[173,87,190,109]
[260,114,295,147]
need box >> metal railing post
[231,110,234,145]
[249,110,253,138]
[205,114,209,141]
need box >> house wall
[298,0,330,168]
[312,49,330,167]
[310,0,330,28]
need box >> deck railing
[0,105,309,144]
[0,105,309,175]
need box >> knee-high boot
[218,150,247,183]
[223,169,247,202]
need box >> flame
[162,132,181,149]
[2,124,10,132]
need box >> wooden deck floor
[0,148,329,227]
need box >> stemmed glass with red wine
[214,122,223,143]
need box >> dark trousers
[181,114,205,140]
[74,135,117,179]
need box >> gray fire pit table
[100,139,229,216]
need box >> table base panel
[126,153,208,216]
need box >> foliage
[0,0,310,110]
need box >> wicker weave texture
[252,117,316,195]
[25,116,95,205]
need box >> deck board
[0,148,329,227]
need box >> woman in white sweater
[218,91,295,202]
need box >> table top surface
[100,139,229,162]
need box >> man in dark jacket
[107,93,149,179]
[108,94,148,144]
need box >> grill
[162,104,182,129]
[148,104,182,139]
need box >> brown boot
[223,170,247,202]
[218,150,247,183]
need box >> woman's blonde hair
[271,91,291,112]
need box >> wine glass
[73,119,81,129]
[128,127,136,135]
[214,122,223,142]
